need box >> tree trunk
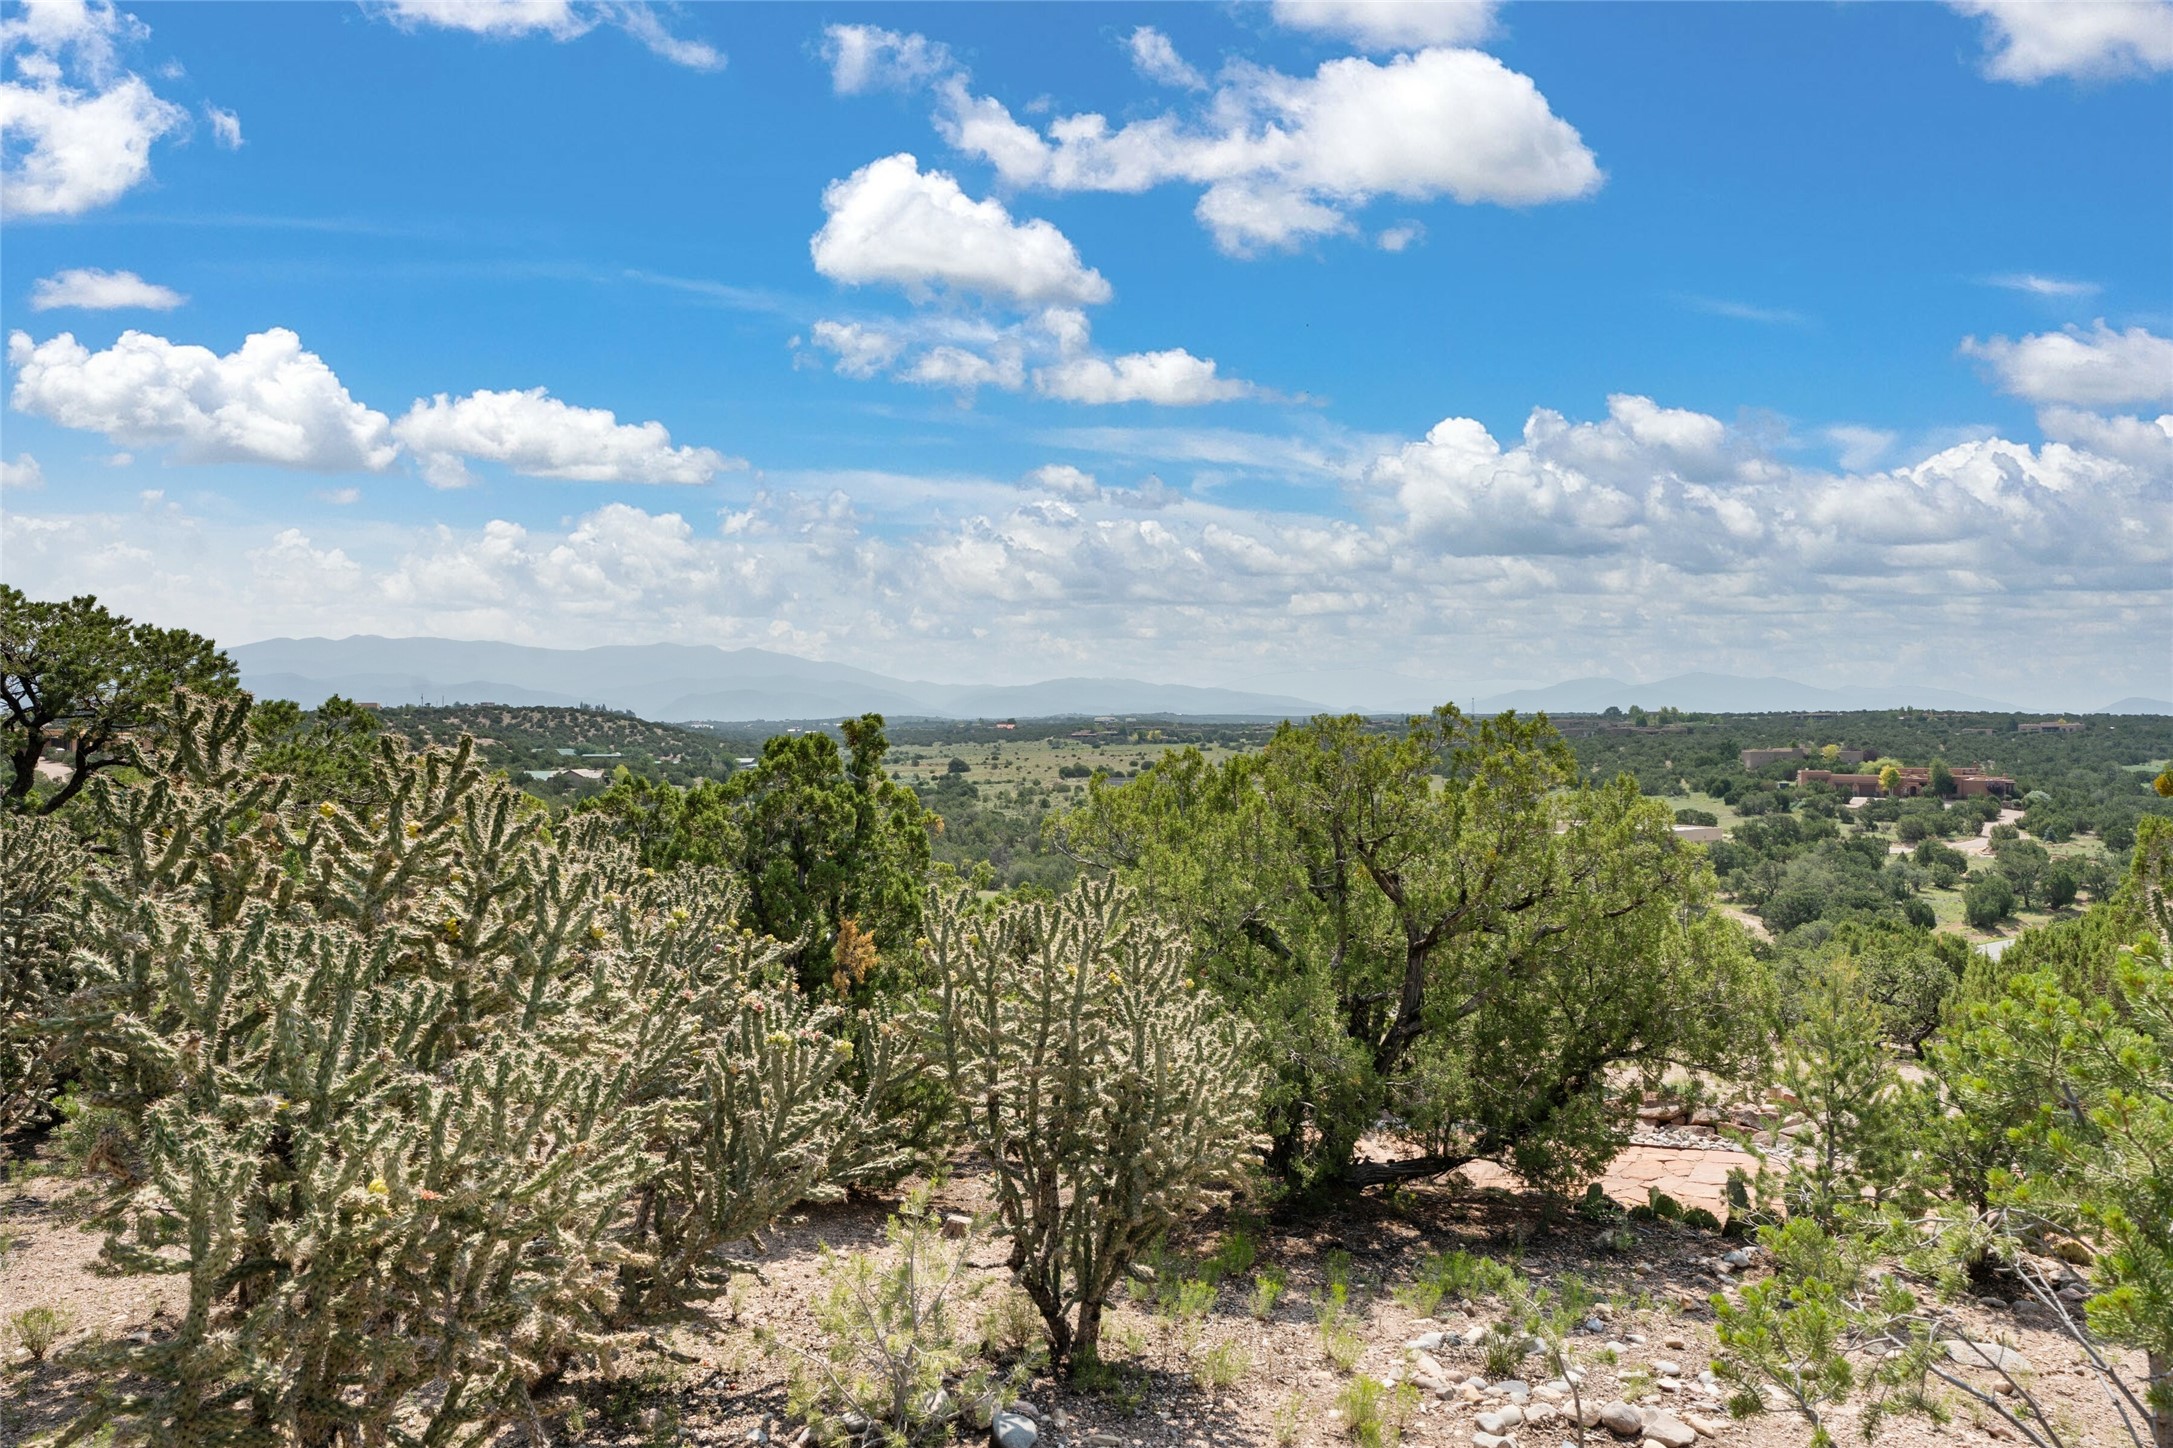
[1073,1295,1104,1370]
[2149,1350,2171,1448]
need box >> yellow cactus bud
[318,802,336,818]
[367,1177,388,1195]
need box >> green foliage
[8,1305,68,1363]
[1248,1263,1288,1318]
[49,692,868,1448]
[1964,871,2016,929]
[1053,707,1771,1190]
[1392,1248,1513,1317]
[582,714,932,999]
[1777,960,1918,1222]
[1,587,237,814]
[922,878,1263,1368]
[785,1200,1015,1447]
[0,811,85,1136]
[1336,1374,1418,1446]
[1193,1336,1252,1392]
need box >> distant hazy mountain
[231,636,1327,721]
[1473,672,2022,715]
[2099,696,2173,715]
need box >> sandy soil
[0,1147,2148,1448]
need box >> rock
[1477,1408,1524,1433]
[1497,1379,1531,1402]
[1583,1316,1607,1334]
[1664,1335,1686,1350]
[1458,1323,1491,1346]
[1525,1402,1559,1427]
[942,1213,973,1240]
[2049,1236,2096,1267]
[1604,1340,1628,1356]
[1598,1400,1645,1437]
[1049,1409,1069,1430]
[1642,1411,1698,1448]
[1651,1360,1682,1377]
[1128,1262,1157,1283]
[1941,1340,2032,1373]
[1683,1413,1725,1439]
[1721,1249,1753,1268]
[992,1411,1040,1448]
[1411,1350,1449,1380]
[1406,1331,1447,1351]
[1473,1434,1514,1448]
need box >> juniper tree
[52,692,871,1448]
[0,810,84,1136]
[923,877,1262,1367]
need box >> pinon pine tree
[923,876,1262,1367]
[52,694,870,1448]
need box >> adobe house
[1794,765,2016,798]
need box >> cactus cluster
[47,692,884,1447]
[923,876,1263,1366]
[0,810,84,1137]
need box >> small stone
[1598,1400,1644,1437]
[2049,1236,2095,1267]
[1652,1360,1682,1378]
[942,1213,973,1240]
[1583,1316,1607,1334]
[1406,1331,1447,1351]
[1477,1408,1524,1433]
[1642,1411,1698,1448]
[1683,1412,1725,1439]
[1942,1340,2032,1373]
[1721,1249,1753,1269]
[1473,1434,1514,1448]
[1664,1335,1686,1350]
[992,1410,1040,1448]
[1604,1340,1627,1356]
[1525,1402,1560,1427]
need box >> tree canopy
[0,587,238,814]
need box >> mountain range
[230,637,2161,721]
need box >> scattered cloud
[1376,221,1425,252]
[934,43,1600,254]
[1270,0,1500,51]
[7,327,399,471]
[29,266,186,310]
[1127,26,1206,89]
[1681,295,1809,326]
[1949,0,2173,82]
[205,102,241,147]
[315,486,362,505]
[1035,349,1257,406]
[375,1,722,69]
[392,386,742,488]
[806,319,905,379]
[1961,320,2173,408]
[2035,406,2173,471]
[1825,424,1897,471]
[1025,462,1100,499]
[1,453,44,490]
[0,0,190,217]
[810,153,1113,307]
[821,23,954,94]
[1986,272,2100,298]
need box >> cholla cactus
[0,810,84,1137]
[924,876,1262,1366]
[52,694,868,1447]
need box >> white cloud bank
[1950,0,2173,81]
[375,0,722,69]
[821,23,953,95]
[1270,0,1500,51]
[394,387,742,488]
[1962,321,2173,409]
[29,266,185,310]
[0,0,197,217]
[7,326,738,485]
[1036,350,1255,406]
[8,394,2163,702]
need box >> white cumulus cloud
[1961,321,2173,408]
[1950,0,2173,81]
[1127,26,1206,89]
[807,319,905,379]
[822,23,954,93]
[0,0,189,217]
[1,453,44,489]
[1036,349,1257,406]
[376,0,721,68]
[29,266,185,310]
[936,45,1601,254]
[204,102,241,146]
[811,153,1113,307]
[6,327,398,471]
[392,386,740,488]
[1271,0,1500,50]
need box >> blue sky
[2,0,2169,708]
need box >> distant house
[1671,823,1725,845]
[2017,719,2083,734]
[1796,765,2015,798]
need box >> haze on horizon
[2,0,2169,707]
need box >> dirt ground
[0,1145,2148,1448]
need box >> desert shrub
[1963,872,2015,928]
[0,811,84,1137]
[1193,1337,1252,1391]
[1393,1248,1512,1317]
[50,694,869,1448]
[785,1200,1016,1446]
[1337,1374,1418,1446]
[8,1305,68,1363]
[1248,1264,1288,1319]
[923,877,1262,1368]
